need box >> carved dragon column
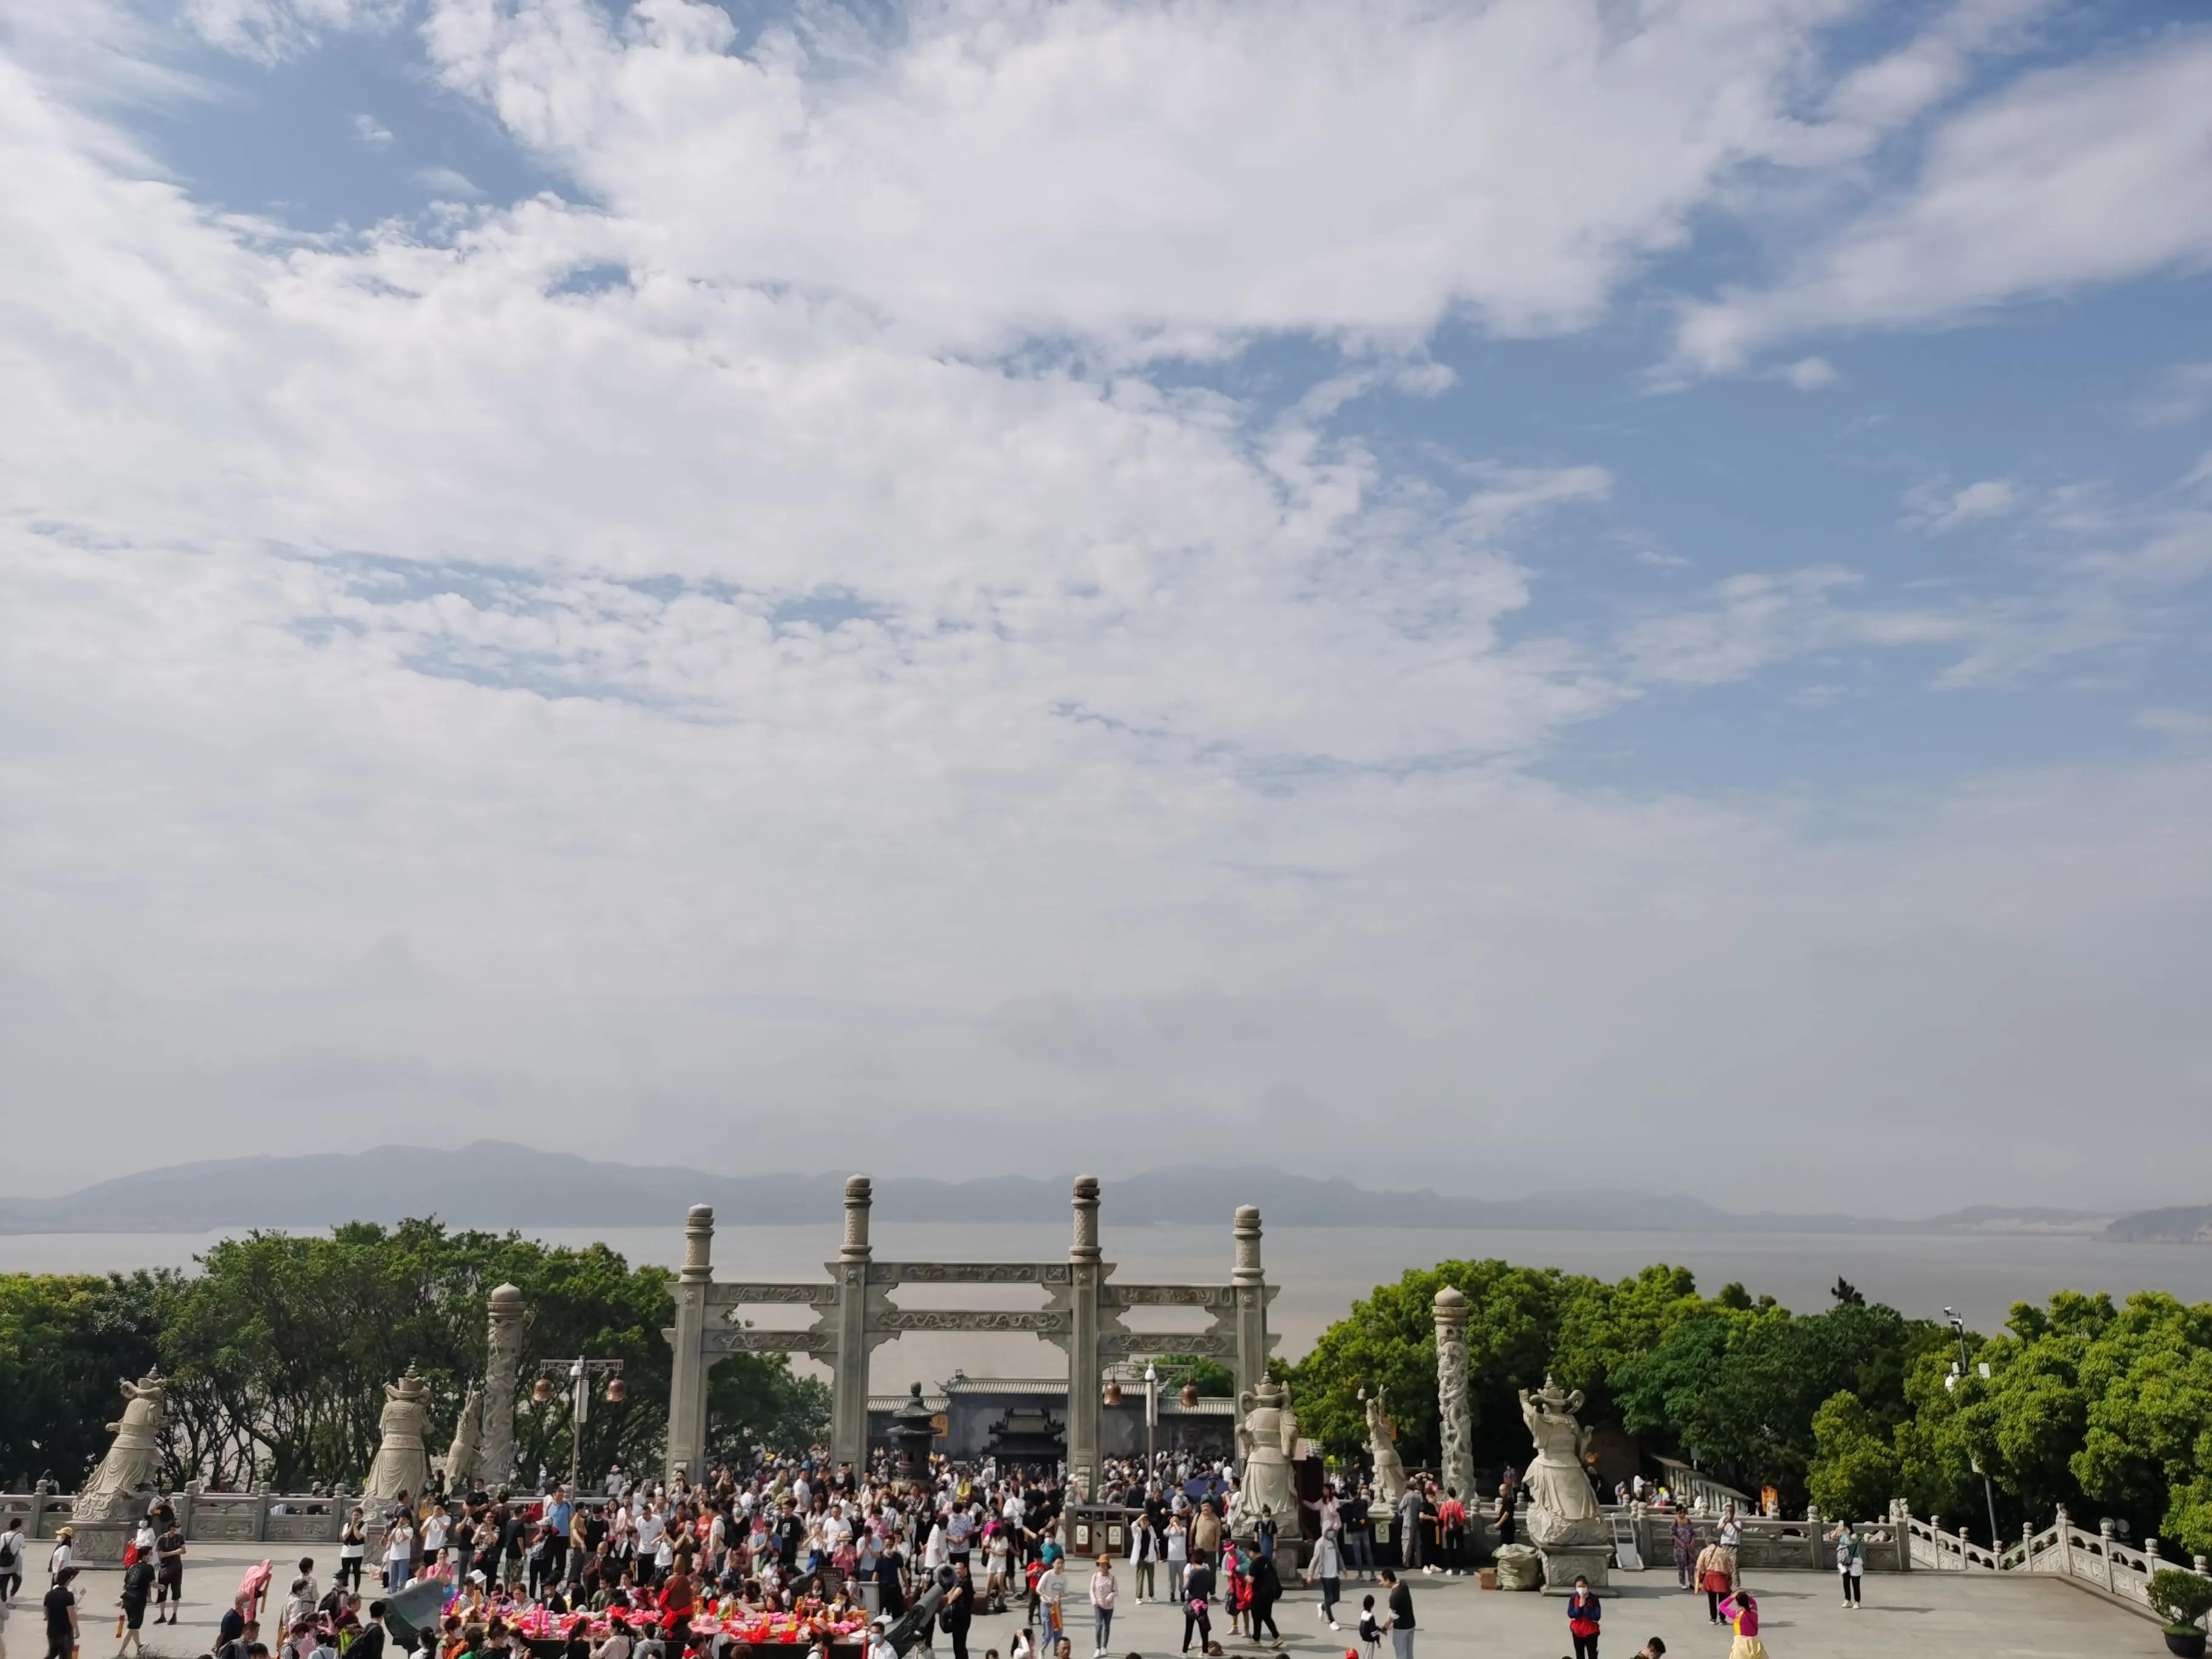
[1232,1205,1269,1406]
[663,1204,716,1485]
[479,1282,526,1489]
[830,1175,875,1476]
[1065,1175,1104,1501]
[1433,1285,1475,1501]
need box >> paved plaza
[1,1546,2167,1659]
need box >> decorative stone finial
[842,1175,874,1256]
[1232,1205,1263,1282]
[489,1282,525,1312]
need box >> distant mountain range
[2102,1204,2212,1244]
[0,1142,2165,1238]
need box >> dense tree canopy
[1,1220,828,1491]
[1293,1259,1950,1517]
[0,1272,164,1486]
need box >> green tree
[1153,1355,1236,1397]
[1292,1259,1619,1476]
[1808,1390,1898,1521]
[0,1219,830,1492]
[0,1273,165,1487]
[2072,1293,2212,1555]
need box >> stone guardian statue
[1518,1375,1603,1548]
[1361,1386,1409,1507]
[72,1371,168,1522]
[1228,1378,1300,1532]
[443,1384,483,1490]
[364,1367,432,1504]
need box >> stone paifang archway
[665,1175,1278,1497]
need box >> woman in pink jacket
[1717,1588,1763,1659]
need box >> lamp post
[533,1358,625,1495]
[1144,1362,1158,1474]
[1943,1307,2002,1552]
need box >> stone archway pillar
[665,1204,717,1484]
[830,1176,875,1473]
[1065,1176,1104,1498]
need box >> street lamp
[1942,1307,2002,1552]
[533,1357,625,1495]
[1144,1362,1158,1473]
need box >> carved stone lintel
[709,1284,840,1308]
[1099,1332,1239,1358]
[704,1329,825,1355]
[1104,1285,1234,1307]
[874,1310,1071,1333]
[871,1262,1074,1284]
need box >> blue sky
[3,0,2211,1210]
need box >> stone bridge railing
[1899,1501,2211,1626]
[1605,1502,1908,1572]
[0,1490,353,1553]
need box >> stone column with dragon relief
[1433,1286,1475,1501]
[478,1282,526,1489]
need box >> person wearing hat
[49,1528,77,1587]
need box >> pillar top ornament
[1232,1205,1264,1282]
[1071,1175,1102,1259]
[489,1282,525,1312]
[682,1205,716,1281]
[1434,1285,1469,1320]
[842,1175,873,1259]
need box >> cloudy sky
[4,0,2211,1215]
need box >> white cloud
[1675,32,2212,374]
[417,0,1845,355]
[1819,0,2053,136]
[2137,362,2212,429]
[352,112,392,149]
[6,1,2212,1212]
[1780,355,1838,390]
[411,164,481,198]
[1905,477,2020,532]
[184,0,405,65]
[2136,708,2212,739]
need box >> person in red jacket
[1435,1492,1467,1577]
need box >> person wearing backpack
[1,1515,26,1605]
[1831,1519,1865,1608]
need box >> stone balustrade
[1,1489,356,1548]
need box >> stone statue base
[1538,1543,1612,1595]
[1492,1544,1542,1590]
[58,1522,140,1564]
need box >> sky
[3,0,2211,1216]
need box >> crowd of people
[4,1446,1827,1659]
